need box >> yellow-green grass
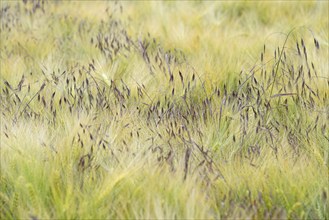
[1,1,328,219]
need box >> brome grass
[0,1,328,219]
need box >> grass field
[0,1,328,219]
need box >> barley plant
[0,1,328,219]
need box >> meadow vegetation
[0,1,328,219]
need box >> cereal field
[0,1,328,219]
